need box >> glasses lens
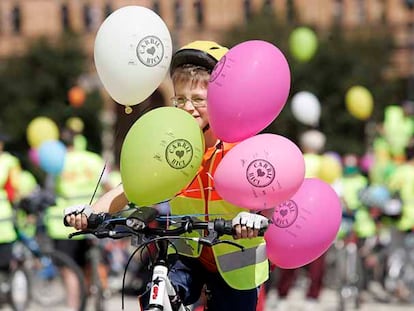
[172,97,185,107]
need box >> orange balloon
[68,86,86,107]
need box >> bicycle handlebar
[68,207,267,249]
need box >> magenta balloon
[207,40,291,143]
[214,134,305,210]
[264,178,342,269]
[359,152,375,173]
[28,148,39,166]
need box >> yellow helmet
[170,40,228,75]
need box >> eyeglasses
[171,96,207,108]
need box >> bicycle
[8,189,88,311]
[334,213,365,311]
[68,206,266,311]
[383,228,414,303]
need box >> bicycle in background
[4,189,88,311]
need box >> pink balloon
[359,152,374,173]
[207,40,291,143]
[214,134,305,210]
[265,178,342,269]
[28,147,39,166]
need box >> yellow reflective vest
[169,142,269,290]
[0,152,21,243]
[45,149,105,239]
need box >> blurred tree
[222,10,404,155]
[0,34,103,161]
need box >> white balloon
[291,91,321,126]
[94,6,172,106]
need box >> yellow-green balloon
[318,154,343,184]
[120,107,205,206]
[345,85,374,120]
[26,117,59,148]
[289,27,318,62]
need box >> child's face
[173,80,209,131]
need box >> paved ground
[263,287,414,311]
[103,286,414,311]
[1,283,413,310]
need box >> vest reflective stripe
[216,257,269,290]
[169,143,269,289]
[216,243,267,272]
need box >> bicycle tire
[8,267,30,311]
[27,250,88,311]
[88,244,106,311]
[336,242,362,310]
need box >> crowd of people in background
[0,100,414,310]
[261,103,414,310]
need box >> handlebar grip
[63,217,70,227]
[214,219,267,237]
[87,213,110,229]
[223,220,235,236]
[63,212,109,229]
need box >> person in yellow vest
[15,169,39,238]
[387,140,414,231]
[46,128,106,311]
[0,133,21,273]
[65,40,271,311]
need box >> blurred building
[1,0,414,161]
[2,0,414,78]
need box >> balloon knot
[125,106,133,114]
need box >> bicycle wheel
[27,250,87,311]
[8,267,30,311]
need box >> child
[65,40,271,311]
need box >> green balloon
[120,107,205,206]
[289,27,318,62]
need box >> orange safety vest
[169,142,269,290]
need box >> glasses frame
[170,96,207,108]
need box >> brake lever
[198,222,245,251]
[68,230,93,239]
[213,239,245,251]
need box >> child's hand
[63,204,92,230]
[232,212,269,239]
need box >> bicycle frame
[145,240,186,311]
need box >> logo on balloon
[165,139,193,169]
[136,35,164,67]
[209,56,226,83]
[272,200,298,228]
[246,159,275,187]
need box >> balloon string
[206,172,214,181]
[88,117,123,205]
[183,186,214,193]
[89,162,107,205]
